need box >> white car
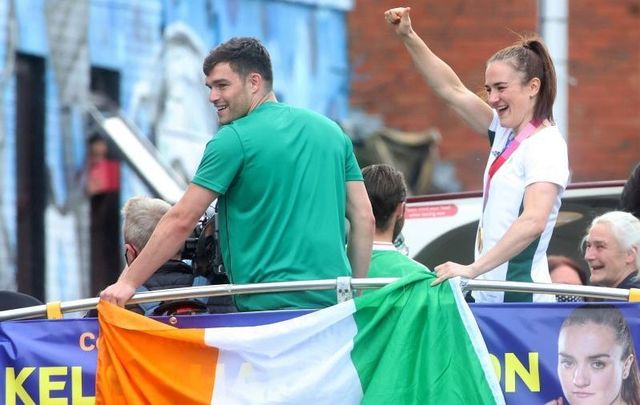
[401,181,625,271]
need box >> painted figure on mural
[130,22,216,183]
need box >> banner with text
[2,302,639,404]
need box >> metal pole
[0,277,631,321]
[462,279,628,301]
[539,0,569,141]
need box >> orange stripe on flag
[96,301,219,404]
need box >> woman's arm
[432,181,561,284]
[385,7,493,134]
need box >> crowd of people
[74,8,640,405]
[95,8,639,314]
[0,7,632,404]
[64,9,640,405]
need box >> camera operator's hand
[100,280,136,307]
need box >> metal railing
[0,278,634,321]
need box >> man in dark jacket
[122,196,232,315]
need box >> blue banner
[2,303,639,403]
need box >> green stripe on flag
[351,272,503,404]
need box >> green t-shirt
[368,248,431,279]
[192,102,362,311]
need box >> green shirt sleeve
[344,133,363,182]
[192,126,244,194]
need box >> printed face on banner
[557,322,632,405]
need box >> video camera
[181,209,227,283]
[168,206,236,315]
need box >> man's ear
[247,72,262,93]
[394,202,406,219]
[626,245,638,266]
[124,243,137,264]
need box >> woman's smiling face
[484,60,537,135]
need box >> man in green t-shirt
[101,37,374,311]
[363,164,431,279]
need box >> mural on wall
[0,0,16,291]
[43,0,91,301]
[0,0,352,301]
[129,21,216,184]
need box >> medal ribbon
[477,118,542,253]
[482,119,542,210]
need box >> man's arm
[346,181,375,279]
[100,184,218,306]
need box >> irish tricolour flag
[96,272,504,404]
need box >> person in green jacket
[363,164,431,279]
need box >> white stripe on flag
[205,300,363,404]
[449,277,505,404]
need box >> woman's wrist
[399,28,417,40]
[469,262,485,278]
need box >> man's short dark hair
[363,164,407,230]
[202,37,273,90]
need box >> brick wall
[348,0,640,190]
[569,0,640,181]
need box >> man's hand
[384,7,412,35]
[432,261,475,286]
[100,280,136,307]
